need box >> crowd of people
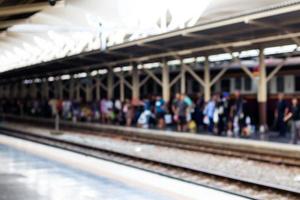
[0,91,253,136]
[0,92,300,144]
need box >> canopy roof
[1,0,300,80]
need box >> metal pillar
[42,79,49,99]
[15,83,20,99]
[162,61,170,101]
[132,65,140,99]
[119,72,125,101]
[85,73,92,102]
[70,76,75,100]
[2,84,6,98]
[258,48,267,132]
[58,78,63,99]
[12,83,18,99]
[107,68,114,99]
[95,77,101,101]
[30,82,37,99]
[76,79,81,101]
[180,60,186,94]
[204,57,211,102]
[8,84,11,99]
[54,79,58,99]
[21,82,27,99]
[0,85,3,98]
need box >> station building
[1,0,300,129]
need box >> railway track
[3,114,300,167]
[0,127,299,200]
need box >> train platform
[2,1,300,199]
[0,132,248,200]
[3,115,300,160]
[1,118,300,199]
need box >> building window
[276,76,285,92]
[235,77,242,90]
[244,77,252,91]
[295,76,300,92]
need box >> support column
[107,68,114,99]
[204,56,211,102]
[119,72,125,101]
[85,73,92,102]
[7,84,12,99]
[70,76,75,100]
[42,79,49,100]
[58,78,63,99]
[132,65,140,100]
[95,77,101,101]
[0,85,3,99]
[21,82,27,99]
[76,79,81,101]
[180,60,186,94]
[54,79,58,99]
[12,83,18,99]
[31,82,37,99]
[258,48,267,133]
[162,61,170,101]
[3,84,7,98]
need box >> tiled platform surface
[0,134,248,200]
[0,143,172,200]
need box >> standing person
[217,92,230,135]
[137,104,153,129]
[172,93,181,123]
[230,91,245,137]
[155,96,166,129]
[275,93,288,137]
[100,98,107,123]
[184,94,194,124]
[193,93,205,132]
[203,94,217,133]
[176,94,188,132]
[284,97,300,144]
[106,99,114,123]
[48,98,57,117]
[124,99,134,127]
[114,99,122,124]
[62,99,72,120]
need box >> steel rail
[0,127,299,200]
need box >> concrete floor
[0,144,171,200]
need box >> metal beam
[210,67,229,87]
[139,75,151,88]
[162,61,170,101]
[204,57,210,102]
[180,61,186,94]
[183,63,205,87]
[257,48,267,132]
[115,73,132,90]
[0,2,63,17]
[113,80,120,89]
[79,56,101,63]
[248,20,300,46]
[0,19,26,29]
[170,73,182,87]
[143,67,162,86]
[266,46,299,82]
[7,31,300,82]
[103,31,300,68]
[109,2,300,50]
[104,50,133,58]
[132,65,139,99]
